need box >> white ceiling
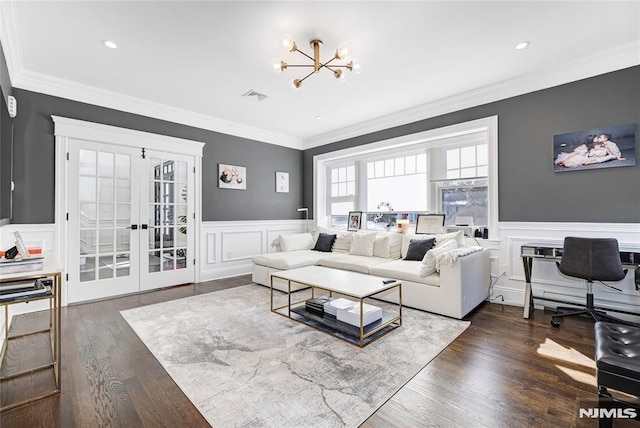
[1,1,639,149]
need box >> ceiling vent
[242,90,268,102]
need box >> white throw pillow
[435,230,465,248]
[373,235,390,258]
[279,233,314,252]
[419,240,459,277]
[377,232,403,259]
[349,232,377,257]
[401,233,436,258]
[332,232,354,253]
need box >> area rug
[120,284,469,427]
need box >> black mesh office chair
[551,237,629,328]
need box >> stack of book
[337,302,383,327]
[0,279,52,302]
[323,298,356,318]
[305,296,332,317]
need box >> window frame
[313,116,498,239]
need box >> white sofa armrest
[438,248,490,318]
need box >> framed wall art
[218,164,246,189]
[276,171,289,193]
[553,123,636,172]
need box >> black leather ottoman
[594,321,640,427]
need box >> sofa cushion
[349,232,377,257]
[370,259,440,286]
[252,250,325,270]
[373,235,390,258]
[279,233,314,252]
[435,230,465,248]
[318,254,389,274]
[332,232,354,253]
[313,233,337,252]
[420,240,459,277]
[404,238,435,261]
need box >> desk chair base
[550,292,638,328]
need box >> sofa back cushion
[279,233,314,252]
[373,235,390,258]
[349,232,377,257]
[435,230,465,248]
[332,232,354,253]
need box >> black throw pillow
[404,238,436,261]
[313,233,337,252]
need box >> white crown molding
[12,69,303,149]
[302,40,640,150]
[0,0,21,85]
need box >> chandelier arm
[284,64,317,68]
[295,49,316,62]
[297,70,316,84]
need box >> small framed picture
[347,211,363,231]
[415,214,445,234]
[218,164,246,190]
[276,171,289,193]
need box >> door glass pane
[177,228,187,248]
[164,206,175,226]
[116,204,130,228]
[99,255,114,279]
[79,177,96,202]
[163,182,175,203]
[99,203,114,227]
[150,227,161,249]
[99,229,114,253]
[80,230,96,255]
[163,249,175,271]
[115,154,130,178]
[116,179,130,202]
[79,150,97,175]
[176,248,187,270]
[150,158,162,179]
[98,152,114,176]
[176,161,187,183]
[149,251,161,272]
[162,227,175,248]
[150,205,161,226]
[99,178,114,202]
[115,253,130,277]
[116,229,130,252]
[80,203,97,228]
[80,256,96,282]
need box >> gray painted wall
[304,66,640,223]
[0,42,13,220]
[9,88,303,223]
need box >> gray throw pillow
[404,238,435,261]
[313,233,337,252]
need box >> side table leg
[522,257,534,319]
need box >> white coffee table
[270,265,402,347]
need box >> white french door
[66,141,195,303]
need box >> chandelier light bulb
[350,58,363,74]
[290,78,302,91]
[335,42,351,59]
[280,34,296,52]
[271,58,285,73]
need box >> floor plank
[0,276,630,427]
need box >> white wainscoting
[490,222,640,318]
[199,220,309,282]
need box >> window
[366,153,427,211]
[315,117,498,238]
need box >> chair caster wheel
[551,319,560,328]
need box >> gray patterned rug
[120,284,469,427]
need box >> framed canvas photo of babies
[553,123,636,173]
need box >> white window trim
[314,116,498,238]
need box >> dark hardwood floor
[0,276,632,427]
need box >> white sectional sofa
[252,228,490,319]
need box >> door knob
[126,224,138,230]
[141,224,148,229]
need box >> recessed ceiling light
[102,40,118,49]
[316,116,323,120]
[515,41,530,50]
